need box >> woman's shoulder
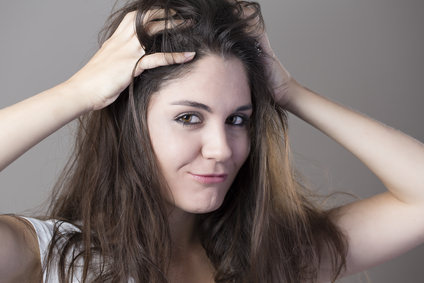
[0,215,82,282]
[23,217,80,242]
[22,217,80,255]
[0,215,42,282]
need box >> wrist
[283,79,314,112]
[274,78,301,107]
[53,81,94,114]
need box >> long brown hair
[44,0,347,282]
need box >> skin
[246,11,424,281]
[148,55,252,282]
[0,11,195,171]
[148,54,252,215]
[1,5,424,283]
[0,11,199,282]
[0,216,41,282]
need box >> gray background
[0,0,423,282]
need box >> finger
[238,3,262,35]
[113,9,178,38]
[113,11,138,35]
[143,8,177,25]
[134,52,196,76]
[145,19,188,35]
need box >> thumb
[134,52,196,76]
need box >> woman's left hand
[240,2,298,106]
[255,31,294,106]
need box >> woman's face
[147,54,252,214]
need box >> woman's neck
[166,208,215,282]
[167,207,201,255]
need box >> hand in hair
[239,2,295,106]
[65,10,195,111]
[0,9,194,171]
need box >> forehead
[151,54,251,109]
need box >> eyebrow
[170,100,252,113]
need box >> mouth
[188,173,228,184]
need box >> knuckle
[142,57,153,70]
[168,53,178,64]
[163,54,172,65]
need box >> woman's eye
[176,114,201,125]
[227,115,248,126]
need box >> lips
[189,173,228,184]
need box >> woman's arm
[0,11,195,281]
[285,79,424,206]
[0,215,41,282]
[242,3,424,279]
[0,11,194,171]
[247,5,424,274]
[284,79,424,279]
[0,83,89,172]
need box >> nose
[201,125,232,162]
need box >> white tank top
[24,217,136,282]
[23,217,82,282]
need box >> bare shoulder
[0,215,42,283]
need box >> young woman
[1,0,423,282]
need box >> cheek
[241,141,251,165]
[149,122,200,171]
[230,132,251,167]
[148,115,175,170]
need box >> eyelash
[175,112,250,127]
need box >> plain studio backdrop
[0,0,423,282]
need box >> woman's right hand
[0,9,194,171]
[65,10,195,111]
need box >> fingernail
[184,52,196,58]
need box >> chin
[189,205,221,214]
[183,195,225,214]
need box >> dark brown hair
[45,0,347,282]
